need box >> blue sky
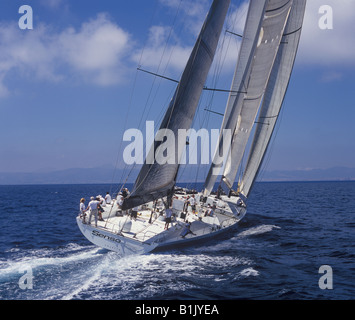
[0,0,354,176]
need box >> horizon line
[1,179,355,187]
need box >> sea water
[0,181,354,300]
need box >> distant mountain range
[0,166,355,185]
[0,166,136,185]
[259,166,355,182]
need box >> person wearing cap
[86,196,100,227]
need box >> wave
[0,225,273,300]
[0,242,261,300]
[236,224,281,238]
[239,267,259,277]
[0,244,102,280]
[60,251,256,300]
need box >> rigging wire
[114,0,184,194]
[177,1,245,191]
[136,0,184,132]
[121,0,207,195]
[108,1,161,197]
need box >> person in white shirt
[189,195,196,214]
[86,196,100,227]
[98,195,106,207]
[117,196,124,206]
[116,194,124,216]
[105,192,112,204]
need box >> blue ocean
[0,181,354,301]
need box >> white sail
[123,0,231,210]
[239,0,307,197]
[204,0,268,196]
[221,0,293,192]
[205,0,294,195]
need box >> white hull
[77,217,158,255]
[77,193,247,256]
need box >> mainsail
[239,0,307,197]
[123,0,231,210]
[204,0,298,196]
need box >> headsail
[123,0,231,210]
[204,0,268,196]
[239,0,307,198]
[204,0,294,196]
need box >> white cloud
[58,13,132,86]
[0,1,250,97]
[0,13,132,96]
[133,25,191,74]
[8,1,348,97]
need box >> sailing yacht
[77,0,307,256]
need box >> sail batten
[123,0,231,210]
